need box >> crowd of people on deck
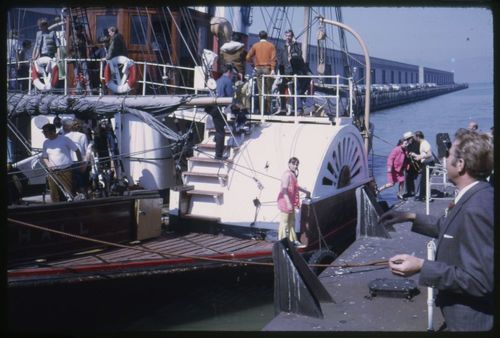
[7,115,122,204]
[8,15,312,109]
[379,126,494,331]
[377,121,494,202]
[273,125,494,331]
[217,29,313,116]
[7,16,131,94]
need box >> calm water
[371,82,493,205]
[8,83,493,332]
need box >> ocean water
[370,82,493,205]
[8,83,493,332]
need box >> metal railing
[251,73,354,124]
[8,58,356,126]
[425,158,456,215]
[7,58,204,96]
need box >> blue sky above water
[250,6,493,84]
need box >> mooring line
[8,218,390,272]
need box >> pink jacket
[387,145,406,173]
[277,170,300,213]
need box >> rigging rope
[7,217,391,270]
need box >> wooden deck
[8,232,275,287]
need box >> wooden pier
[357,83,469,114]
[264,196,453,331]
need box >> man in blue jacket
[205,63,235,160]
[379,129,493,331]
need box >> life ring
[31,56,59,92]
[307,249,337,275]
[104,56,137,94]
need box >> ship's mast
[301,7,310,64]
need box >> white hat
[403,131,414,140]
[62,117,74,126]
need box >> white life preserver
[104,56,137,94]
[31,56,59,92]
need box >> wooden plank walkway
[264,197,452,331]
[8,232,275,286]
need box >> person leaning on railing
[245,30,276,114]
[32,17,60,60]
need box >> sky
[249,6,493,84]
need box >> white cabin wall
[120,114,175,190]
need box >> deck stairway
[180,120,251,222]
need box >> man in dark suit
[379,129,493,331]
[278,29,311,115]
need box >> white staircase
[181,125,245,221]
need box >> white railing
[425,158,456,215]
[8,58,355,126]
[7,58,203,96]
[253,73,354,124]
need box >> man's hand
[378,210,416,228]
[388,254,424,277]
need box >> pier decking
[264,197,453,331]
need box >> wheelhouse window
[130,15,148,45]
[96,15,117,41]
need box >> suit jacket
[279,41,302,75]
[106,33,127,60]
[412,180,493,331]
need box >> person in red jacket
[276,157,310,248]
[378,138,408,199]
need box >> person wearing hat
[402,131,420,198]
[32,17,60,60]
[41,123,84,202]
[410,131,435,201]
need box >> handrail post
[64,58,68,95]
[348,77,353,118]
[335,75,340,121]
[319,17,371,153]
[99,60,104,96]
[142,62,147,96]
[260,75,265,122]
[425,164,430,215]
[251,77,255,115]
[294,74,298,123]
[28,60,32,94]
